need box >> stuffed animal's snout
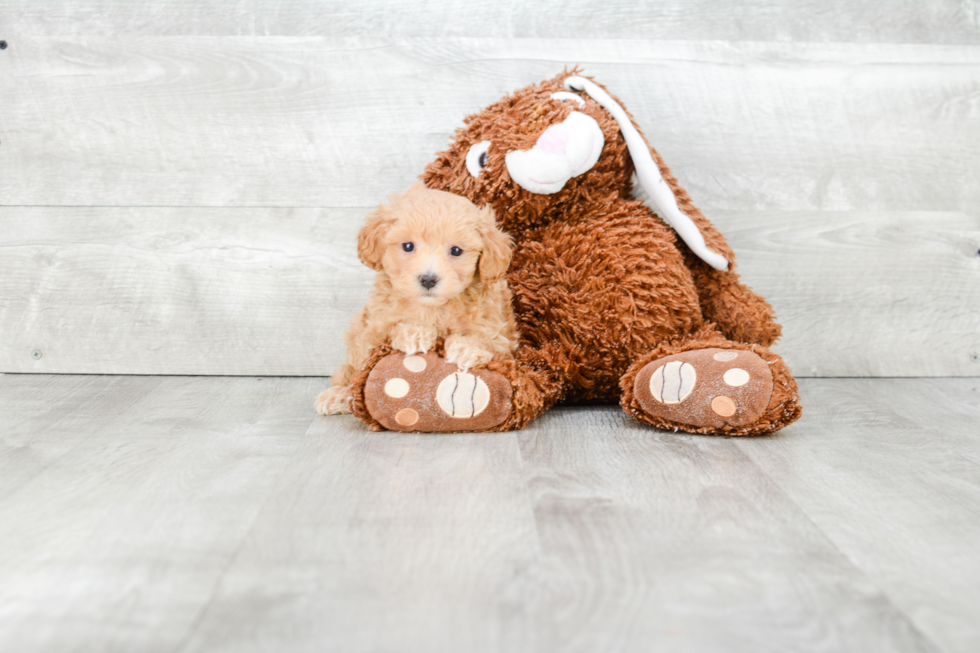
[504,111,605,195]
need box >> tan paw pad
[711,396,737,417]
[722,368,750,387]
[384,378,410,398]
[649,361,697,404]
[436,373,491,418]
[395,408,419,426]
[403,355,427,373]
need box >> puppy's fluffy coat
[316,183,518,415]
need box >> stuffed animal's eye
[402,242,414,252]
[465,140,492,178]
[550,91,586,107]
[450,246,463,257]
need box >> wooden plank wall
[0,2,978,376]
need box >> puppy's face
[384,213,483,305]
[358,184,512,306]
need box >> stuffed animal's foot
[361,351,512,432]
[315,386,353,415]
[625,347,801,436]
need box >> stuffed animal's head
[357,183,512,306]
[422,70,632,232]
[422,69,730,271]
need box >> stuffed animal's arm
[685,256,783,347]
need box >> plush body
[348,71,802,435]
[316,184,517,416]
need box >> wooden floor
[2,2,978,651]
[0,374,977,652]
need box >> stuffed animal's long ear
[357,201,396,271]
[564,75,733,271]
[477,206,512,282]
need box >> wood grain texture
[0,374,163,495]
[4,374,978,651]
[512,407,938,653]
[729,211,980,377]
[181,417,540,653]
[1,37,979,211]
[735,377,980,653]
[3,0,979,43]
[2,3,978,650]
[0,374,323,653]
[0,206,375,375]
[2,207,976,376]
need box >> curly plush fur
[348,69,802,435]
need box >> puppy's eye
[402,242,414,252]
[450,246,463,257]
[549,91,586,108]
[465,140,492,179]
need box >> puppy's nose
[419,274,439,290]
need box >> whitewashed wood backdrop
[1,1,978,377]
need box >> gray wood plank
[735,377,980,653]
[730,211,980,377]
[511,407,939,653]
[0,374,323,653]
[181,387,965,653]
[1,38,979,211]
[2,374,978,651]
[0,374,163,496]
[180,418,541,653]
[3,0,979,43]
[0,206,374,375]
[1,207,976,377]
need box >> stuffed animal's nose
[419,274,439,290]
[536,123,569,156]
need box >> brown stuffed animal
[349,70,802,436]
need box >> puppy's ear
[357,201,397,271]
[477,206,512,282]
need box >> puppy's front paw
[316,386,353,415]
[391,324,438,355]
[445,339,494,372]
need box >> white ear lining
[550,91,586,107]
[564,76,729,271]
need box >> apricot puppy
[316,183,518,415]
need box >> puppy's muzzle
[419,274,439,290]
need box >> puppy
[316,183,518,415]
